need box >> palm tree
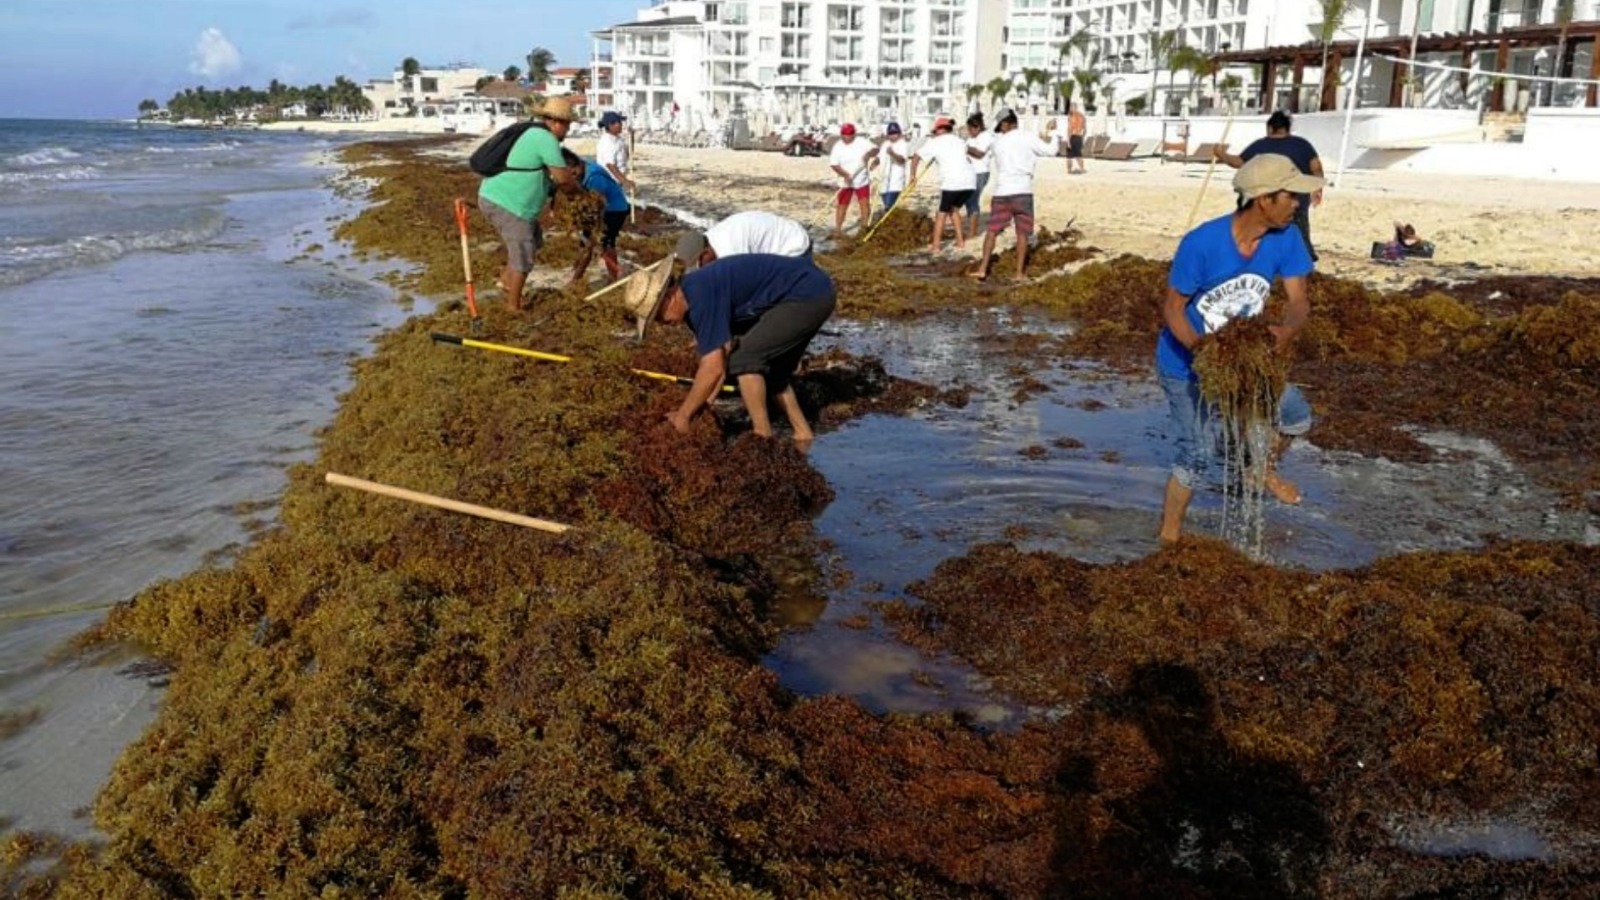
[525,47,556,87]
[1168,46,1208,114]
[1192,55,1224,109]
[1055,81,1075,112]
[1146,30,1179,114]
[503,65,521,82]
[137,98,159,116]
[985,75,1011,111]
[1318,0,1351,110]
[1553,0,1576,106]
[965,83,985,113]
[1020,67,1052,111]
[1073,68,1102,112]
[1054,26,1096,112]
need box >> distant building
[589,0,1007,134]
[362,64,492,118]
[996,0,1599,117]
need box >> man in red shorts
[827,122,878,237]
[970,108,1059,282]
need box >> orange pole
[453,198,480,322]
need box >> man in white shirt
[963,112,995,240]
[673,211,813,270]
[909,115,978,255]
[878,122,911,213]
[970,108,1060,282]
[595,111,635,194]
[827,123,878,237]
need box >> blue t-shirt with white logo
[1155,212,1313,381]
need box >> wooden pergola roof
[1211,21,1600,112]
[1212,21,1600,65]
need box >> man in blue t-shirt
[1156,153,1322,543]
[644,254,836,443]
[559,148,632,285]
[1214,110,1324,261]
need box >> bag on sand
[469,121,548,177]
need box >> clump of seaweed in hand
[1194,316,1288,424]
[1193,316,1290,554]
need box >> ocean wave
[0,165,100,184]
[8,146,83,166]
[0,211,227,288]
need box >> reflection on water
[764,311,1599,721]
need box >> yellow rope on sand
[1182,114,1235,237]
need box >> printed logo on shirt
[1192,273,1272,332]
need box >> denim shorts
[965,172,989,216]
[1161,374,1311,488]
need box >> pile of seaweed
[878,538,1600,896]
[8,137,1600,898]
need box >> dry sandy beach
[585,139,1600,286]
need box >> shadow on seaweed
[1049,662,1329,899]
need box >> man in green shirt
[478,96,578,310]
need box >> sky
[0,0,649,119]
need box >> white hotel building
[591,0,1600,133]
[590,0,1006,132]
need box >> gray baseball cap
[674,232,709,269]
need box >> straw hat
[539,95,578,122]
[619,259,676,338]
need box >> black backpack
[469,120,548,177]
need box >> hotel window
[781,2,811,29]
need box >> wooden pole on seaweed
[325,473,573,534]
[1182,114,1235,236]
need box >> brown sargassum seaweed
[6,138,1598,898]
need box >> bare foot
[1264,471,1302,505]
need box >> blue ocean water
[0,119,417,835]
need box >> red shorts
[987,194,1036,237]
[836,185,870,204]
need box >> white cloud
[188,28,242,80]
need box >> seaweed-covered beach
[4,136,1598,897]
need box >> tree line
[139,45,574,122]
[139,77,373,122]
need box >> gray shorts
[728,294,837,392]
[479,196,543,273]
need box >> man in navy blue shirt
[1157,154,1322,543]
[1214,111,1324,261]
[644,254,836,442]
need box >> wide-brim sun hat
[620,258,676,338]
[540,96,578,122]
